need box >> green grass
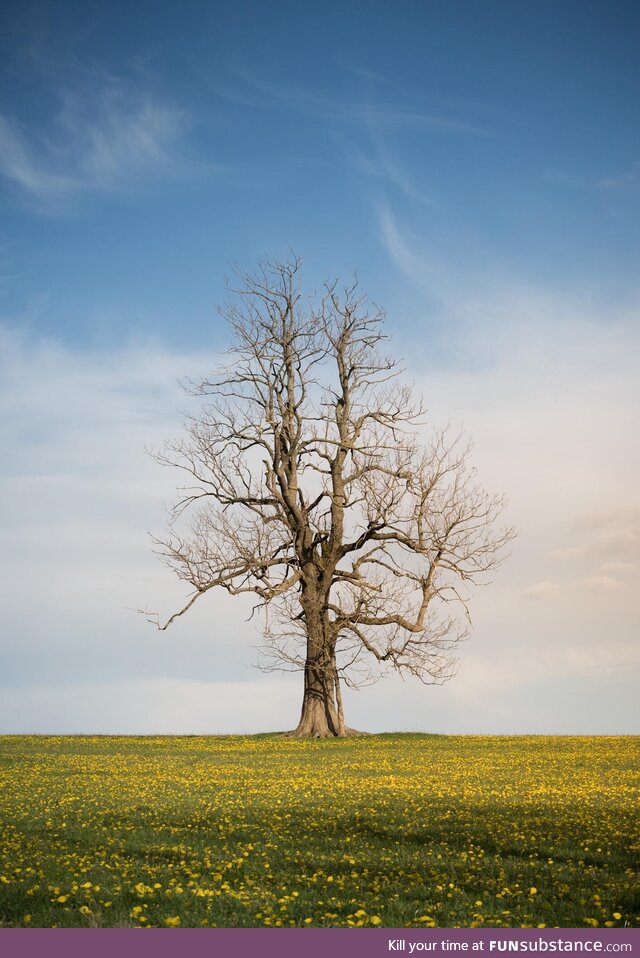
[0,733,638,928]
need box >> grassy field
[0,733,638,928]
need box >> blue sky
[1,1,639,734]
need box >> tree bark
[291,658,340,737]
[289,592,338,735]
[288,590,353,737]
[290,663,362,737]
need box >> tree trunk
[291,651,343,737]
[289,663,365,736]
[287,576,363,737]
[289,598,342,737]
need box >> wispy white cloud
[522,581,561,600]
[599,161,640,189]
[334,129,438,208]
[579,574,624,593]
[548,545,588,561]
[600,560,639,576]
[226,68,487,134]
[0,115,74,199]
[522,572,627,601]
[0,79,191,207]
[546,511,640,592]
[377,202,640,367]
[215,67,480,217]
[375,201,457,309]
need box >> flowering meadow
[0,734,638,928]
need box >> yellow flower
[163,916,181,927]
[613,913,622,920]
[529,887,537,895]
[370,916,382,925]
[56,895,68,903]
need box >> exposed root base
[281,727,370,738]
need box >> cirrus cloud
[0,77,194,209]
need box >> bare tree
[147,255,514,737]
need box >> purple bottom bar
[1,928,638,958]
